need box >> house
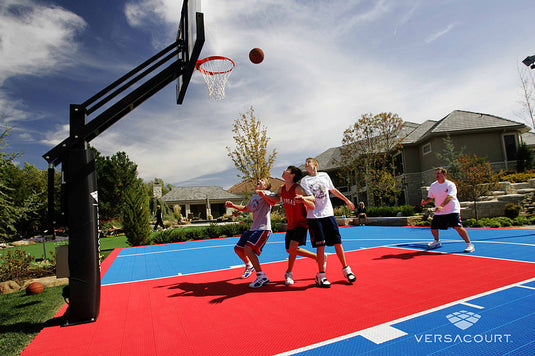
[309,110,531,206]
[162,186,242,220]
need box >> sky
[1,0,534,189]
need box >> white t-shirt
[300,172,335,219]
[246,191,276,230]
[428,179,461,215]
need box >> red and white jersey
[280,183,307,229]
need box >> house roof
[308,110,530,169]
[412,110,530,144]
[227,177,285,194]
[162,186,241,202]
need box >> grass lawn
[0,285,66,356]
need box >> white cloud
[0,0,86,84]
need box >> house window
[422,143,431,155]
[503,134,517,161]
[393,152,403,174]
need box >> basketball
[26,281,44,295]
[249,48,264,64]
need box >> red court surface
[22,246,535,356]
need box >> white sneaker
[427,240,441,249]
[285,271,294,285]
[249,273,269,288]
[464,243,475,253]
[241,265,254,278]
[315,272,331,288]
[342,266,356,283]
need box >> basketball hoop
[196,56,235,100]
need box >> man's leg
[454,226,471,243]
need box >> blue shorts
[285,227,308,250]
[235,230,270,255]
[307,216,342,248]
[431,213,463,230]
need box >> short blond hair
[306,157,319,167]
[435,167,448,175]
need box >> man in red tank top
[258,166,317,285]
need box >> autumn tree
[455,154,498,220]
[338,112,405,206]
[226,106,277,182]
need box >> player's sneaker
[342,266,356,283]
[249,273,269,288]
[315,272,331,288]
[427,240,441,249]
[464,243,475,253]
[242,265,254,278]
[285,271,294,285]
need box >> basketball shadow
[161,277,314,304]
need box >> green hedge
[462,216,535,228]
[366,205,415,217]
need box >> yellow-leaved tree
[226,106,277,182]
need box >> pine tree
[122,179,151,246]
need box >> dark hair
[287,165,303,183]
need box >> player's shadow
[159,277,314,304]
[374,250,445,260]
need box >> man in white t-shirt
[421,167,475,253]
[297,157,357,288]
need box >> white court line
[518,285,535,290]
[461,302,485,309]
[274,276,535,355]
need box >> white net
[196,56,235,100]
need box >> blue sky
[1,0,534,189]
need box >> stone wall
[440,179,535,219]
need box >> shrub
[400,205,415,217]
[513,216,528,226]
[472,220,484,227]
[415,220,431,226]
[463,218,477,227]
[0,249,35,283]
[504,203,521,219]
[487,220,501,228]
[494,217,513,227]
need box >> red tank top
[280,184,307,229]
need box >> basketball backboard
[176,0,205,104]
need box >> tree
[435,134,465,179]
[122,178,151,246]
[516,141,532,172]
[226,106,277,182]
[338,112,405,206]
[517,64,535,130]
[94,149,139,220]
[455,154,498,220]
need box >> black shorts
[285,227,308,250]
[431,213,463,230]
[307,216,342,248]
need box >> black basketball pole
[61,105,101,326]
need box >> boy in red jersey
[258,166,317,285]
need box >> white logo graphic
[446,310,481,330]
